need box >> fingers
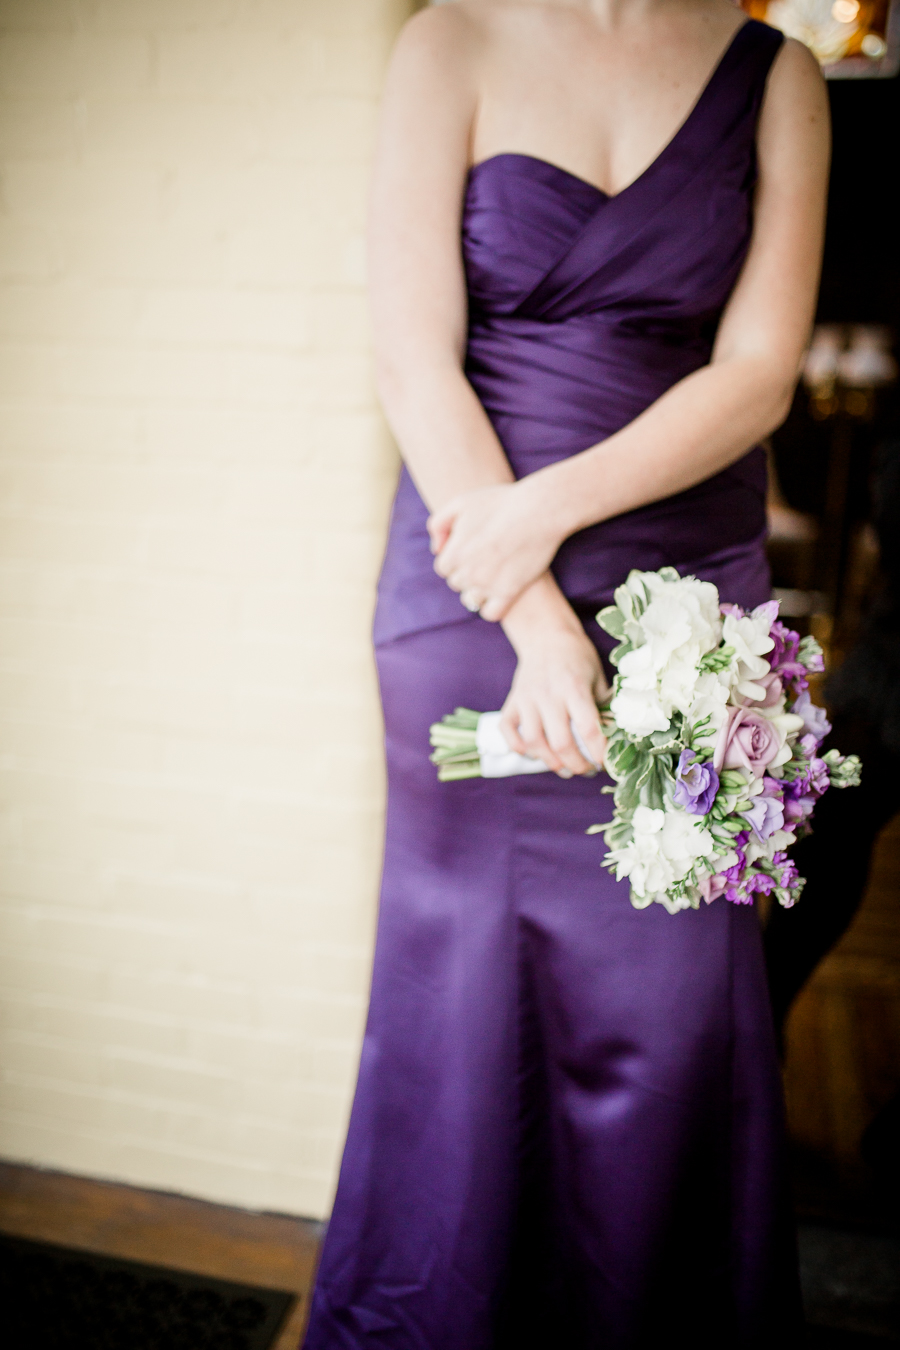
[426,505,456,559]
[593,665,613,706]
[542,706,595,776]
[566,687,607,767]
[570,706,608,772]
[501,701,599,777]
[478,589,518,624]
[499,705,528,757]
[516,707,565,774]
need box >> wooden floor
[0,1162,321,1350]
[783,814,900,1216]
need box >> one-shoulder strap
[730,17,785,118]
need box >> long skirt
[303,584,802,1348]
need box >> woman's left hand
[427,478,564,621]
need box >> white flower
[609,683,670,738]
[609,806,673,898]
[613,571,723,731]
[686,671,732,745]
[660,806,716,875]
[609,803,716,901]
[643,572,722,644]
[722,610,775,699]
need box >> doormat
[806,1330,899,1347]
[800,1223,900,1344]
[0,1232,296,1350]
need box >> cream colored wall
[0,0,416,1219]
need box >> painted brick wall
[0,0,415,1219]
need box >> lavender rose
[713,706,783,779]
[673,749,719,815]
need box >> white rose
[637,596,694,672]
[616,642,661,689]
[609,684,671,737]
[643,571,721,640]
[658,647,706,714]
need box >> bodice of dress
[375,19,784,646]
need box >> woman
[304,2,828,1346]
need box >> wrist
[514,469,580,549]
[501,574,584,655]
[524,453,603,539]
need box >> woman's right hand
[500,578,609,777]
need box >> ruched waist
[466,312,713,470]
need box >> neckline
[468,19,755,203]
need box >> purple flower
[743,794,785,841]
[713,706,784,779]
[698,872,729,904]
[784,796,815,824]
[809,756,830,796]
[725,885,754,906]
[782,755,829,822]
[773,852,800,889]
[752,599,781,629]
[718,841,751,904]
[782,773,816,823]
[673,749,719,815]
[792,690,831,745]
[768,620,808,690]
[803,645,825,675]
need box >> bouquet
[429,567,861,915]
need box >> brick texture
[0,0,417,1219]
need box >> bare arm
[368,8,513,507]
[370,6,609,775]
[431,37,830,620]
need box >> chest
[470,21,746,199]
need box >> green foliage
[798,634,824,670]
[698,645,735,674]
[822,749,863,788]
[429,707,481,780]
[604,719,681,815]
[596,605,625,639]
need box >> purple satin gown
[304,20,801,1349]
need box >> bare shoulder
[757,35,830,186]
[391,0,548,68]
[390,1,485,72]
[765,34,829,116]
